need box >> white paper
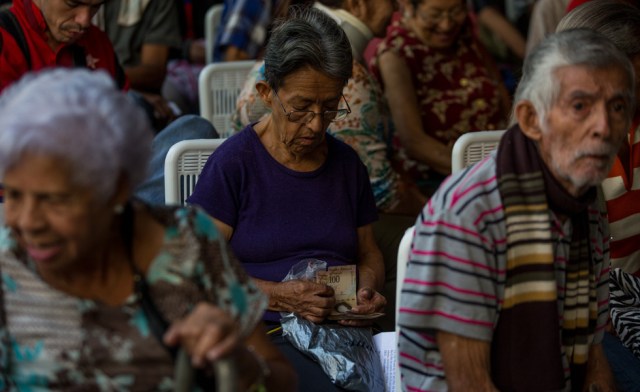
[373,331,397,392]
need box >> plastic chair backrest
[204,4,223,64]
[451,130,505,173]
[198,60,255,137]
[395,225,415,392]
[164,138,227,205]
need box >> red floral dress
[370,19,507,189]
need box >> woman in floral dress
[370,0,510,194]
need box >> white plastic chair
[395,225,415,392]
[198,60,256,137]
[164,138,227,205]
[450,130,505,173]
[204,4,223,64]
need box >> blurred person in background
[369,0,510,196]
[96,0,182,130]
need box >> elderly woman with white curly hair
[0,68,295,390]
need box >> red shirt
[603,116,640,276]
[567,0,638,12]
[566,0,591,12]
[0,0,128,92]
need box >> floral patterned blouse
[369,19,507,187]
[231,60,402,212]
[0,204,267,391]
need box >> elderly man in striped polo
[398,28,634,392]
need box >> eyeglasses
[272,90,351,124]
[418,5,467,25]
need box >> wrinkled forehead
[552,64,633,103]
[278,66,345,97]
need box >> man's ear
[515,100,543,142]
[255,81,272,105]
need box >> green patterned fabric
[0,204,266,390]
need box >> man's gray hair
[0,68,153,201]
[264,5,353,91]
[511,28,635,125]
[556,0,640,58]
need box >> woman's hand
[339,287,387,327]
[273,279,336,324]
[163,303,240,367]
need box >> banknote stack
[316,265,384,320]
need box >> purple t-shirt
[188,125,378,320]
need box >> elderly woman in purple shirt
[188,6,386,391]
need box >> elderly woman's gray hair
[556,0,640,58]
[0,69,153,200]
[511,28,635,126]
[264,5,353,91]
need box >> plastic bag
[280,259,385,392]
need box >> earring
[113,204,124,214]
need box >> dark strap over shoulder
[69,44,86,67]
[0,9,31,69]
[114,58,127,90]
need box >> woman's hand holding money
[272,280,336,323]
[338,287,387,327]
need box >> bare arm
[213,218,234,242]
[125,43,170,93]
[223,46,251,61]
[385,181,428,215]
[355,224,384,293]
[583,343,617,392]
[437,330,498,392]
[476,6,526,60]
[188,40,206,64]
[475,40,512,119]
[378,51,453,175]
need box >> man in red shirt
[0,0,129,202]
[0,0,128,91]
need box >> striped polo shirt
[398,152,610,391]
